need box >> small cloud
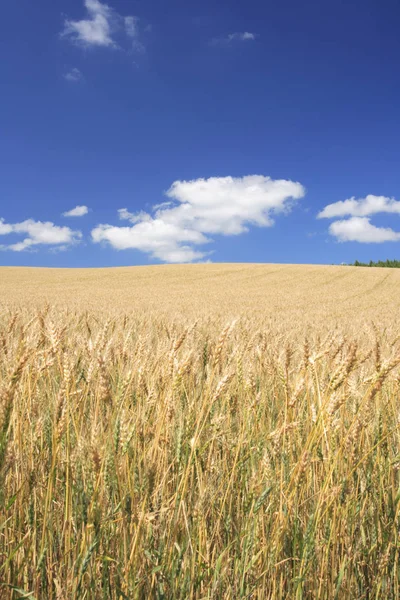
[124,16,138,38]
[211,31,257,46]
[60,0,143,50]
[0,219,13,235]
[91,175,305,263]
[61,0,115,47]
[118,208,134,221]
[0,218,81,251]
[318,194,400,243]
[152,201,174,211]
[318,195,400,219]
[229,32,256,41]
[62,205,89,217]
[329,217,400,243]
[64,67,83,82]
[118,208,150,223]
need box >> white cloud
[118,208,150,223]
[0,218,81,251]
[319,194,400,244]
[124,16,138,38]
[162,176,304,234]
[229,32,256,41]
[62,205,89,217]
[64,68,83,82]
[0,219,13,235]
[92,221,208,263]
[329,217,400,243]
[61,0,141,49]
[62,0,114,47]
[318,195,400,219]
[211,32,257,45]
[91,175,305,263]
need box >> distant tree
[352,259,400,268]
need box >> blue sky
[1,0,400,267]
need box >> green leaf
[0,584,37,599]
[0,540,25,572]
[6,493,18,510]
[334,559,347,600]
[151,565,163,574]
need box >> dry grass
[1,264,400,599]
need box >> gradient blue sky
[1,0,400,267]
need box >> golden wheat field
[1,263,400,599]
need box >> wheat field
[1,264,400,599]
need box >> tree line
[351,259,400,268]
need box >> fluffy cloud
[329,217,400,243]
[92,175,305,263]
[92,221,208,263]
[211,32,257,45]
[64,68,83,83]
[0,218,81,251]
[61,0,140,49]
[319,194,400,243]
[62,205,89,217]
[161,176,304,234]
[0,220,13,235]
[61,0,114,47]
[318,195,400,219]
